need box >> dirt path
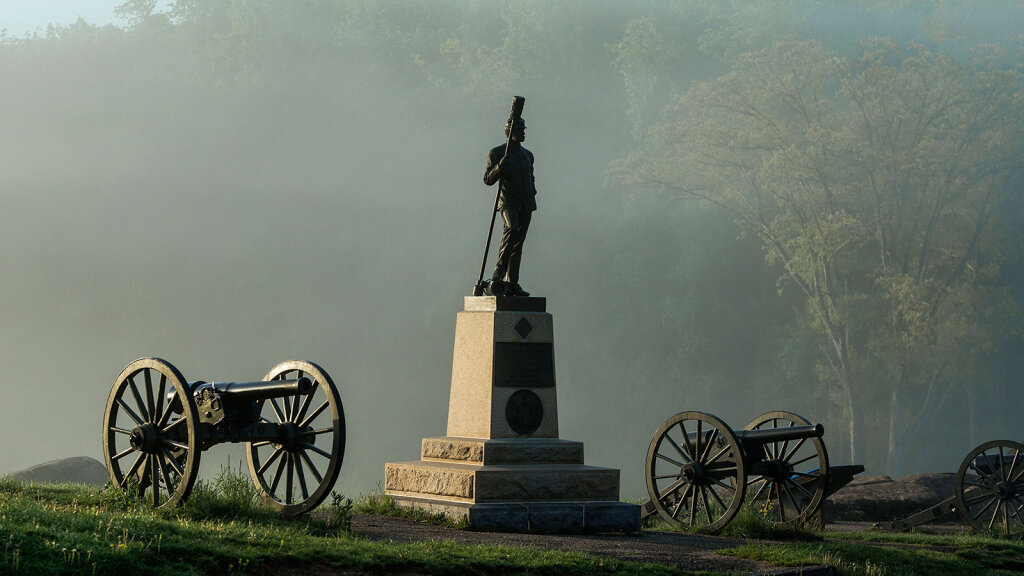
[351,513,830,575]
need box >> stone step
[388,494,641,533]
[384,460,620,503]
[421,437,584,465]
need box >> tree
[624,39,1024,472]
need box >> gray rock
[5,457,109,487]
[825,472,956,522]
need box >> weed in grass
[324,491,353,531]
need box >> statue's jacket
[484,143,537,213]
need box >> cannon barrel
[735,423,824,444]
[190,377,314,402]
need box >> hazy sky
[0,1,125,35]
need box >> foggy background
[2,0,1022,499]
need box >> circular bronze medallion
[505,389,543,435]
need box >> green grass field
[2,471,1023,576]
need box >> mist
[2,0,1023,499]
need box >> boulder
[824,472,956,522]
[5,457,109,487]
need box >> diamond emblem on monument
[515,317,532,339]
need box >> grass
[0,473,690,576]
[5,473,1023,576]
[351,482,470,529]
[638,496,1024,575]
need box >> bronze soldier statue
[483,116,536,297]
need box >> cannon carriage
[641,410,862,533]
[877,440,1024,538]
[101,357,345,514]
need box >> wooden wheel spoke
[299,427,335,437]
[144,370,156,422]
[694,421,703,464]
[300,401,330,428]
[699,430,719,463]
[160,438,189,451]
[781,480,802,517]
[294,391,315,426]
[269,454,287,495]
[150,455,162,507]
[157,393,177,427]
[111,446,136,462]
[669,483,692,520]
[285,455,294,505]
[257,447,285,476]
[162,448,184,476]
[653,473,681,480]
[294,454,310,500]
[786,477,817,500]
[126,377,149,423]
[269,398,286,423]
[123,453,145,484]
[656,478,688,501]
[664,433,692,464]
[750,479,771,502]
[116,398,145,427]
[705,444,732,467]
[972,462,1001,487]
[155,374,166,428]
[251,440,271,448]
[707,484,729,510]
[283,396,294,423]
[298,451,324,484]
[157,453,174,499]
[109,426,133,436]
[162,417,187,434]
[700,486,714,525]
[787,453,819,468]
[782,438,809,464]
[300,441,331,459]
[676,422,696,462]
[971,495,999,521]
[656,452,686,468]
[988,499,1002,531]
[963,492,992,506]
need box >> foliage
[624,38,1024,472]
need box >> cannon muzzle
[735,423,824,444]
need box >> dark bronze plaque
[505,389,544,435]
[492,342,554,388]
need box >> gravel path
[351,513,830,575]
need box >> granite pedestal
[384,296,639,533]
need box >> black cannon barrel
[191,377,314,401]
[734,423,824,444]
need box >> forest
[1,0,1022,493]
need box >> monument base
[383,296,639,533]
[384,437,640,533]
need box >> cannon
[876,440,1024,538]
[101,357,345,514]
[641,411,863,533]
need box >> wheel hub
[682,462,705,483]
[994,481,1015,500]
[274,422,299,452]
[129,424,160,454]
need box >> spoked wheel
[743,411,829,525]
[645,411,746,533]
[102,358,200,509]
[246,360,346,515]
[955,440,1024,538]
